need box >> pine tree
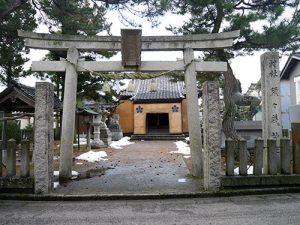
[153,0,300,139]
[0,2,37,84]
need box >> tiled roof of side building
[280,53,300,80]
[18,83,62,109]
[3,82,62,109]
[120,76,185,103]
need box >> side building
[280,53,300,129]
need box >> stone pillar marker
[59,47,79,180]
[34,82,54,194]
[183,48,203,177]
[203,81,221,190]
[261,52,282,174]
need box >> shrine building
[114,76,189,135]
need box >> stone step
[130,134,186,141]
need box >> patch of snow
[178,178,186,183]
[117,79,131,92]
[53,171,59,176]
[72,171,79,176]
[53,182,59,189]
[185,137,190,141]
[53,170,79,179]
[110,136,134,149]
[112,96,118,102]
[234,166,254,175]
[53,156,60,160]
[183,155,191,159]
[73,137,87,146]
[97,90,106,96]
[170,141,191,155]
[76,162,83,165]
[76,150,108,162]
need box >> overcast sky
[19,11,289,93]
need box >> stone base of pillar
[91,139,105,149]
[100,128,112,146]
[111,131,123,141]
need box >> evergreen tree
[35,0,114,104]
[151,0,300,139]
[0,2,37,84]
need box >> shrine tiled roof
[120,76,185,103]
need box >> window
[295,76,300,104]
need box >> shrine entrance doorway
[146,113,169,134]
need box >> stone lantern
[91,113,105,149]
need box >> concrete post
[0,111,7,164]
[267,139,277,175]
[261,52,282,174]
[292,123,300,174]
[0,140,2,176]
[7,139,16,177]
[225,138,236,176]
[203,81,221,190]
[59,47,79,180]
[280,138,291,174]
[183,48,203,177]
[34,82,54,194]
[225,138,235,176]
[21,139,30,177]
[86,123,91,151]
[254,138,263,175]
[238,139,247,176]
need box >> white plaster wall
[280,80,291,129]
[289,62,300,105]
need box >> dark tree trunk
[222,62,241,141]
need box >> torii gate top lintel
[17,29,240,52]
[18,29,240,73]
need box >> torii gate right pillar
[59,47,79,180]
[184,48,203,177]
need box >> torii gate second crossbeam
[18,29,240,180]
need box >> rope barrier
[64,57,196,80]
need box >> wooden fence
[0,138,34,192]
[222,129,300,187]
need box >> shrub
[0,120,22,143]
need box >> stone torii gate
[18,29,239,182]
